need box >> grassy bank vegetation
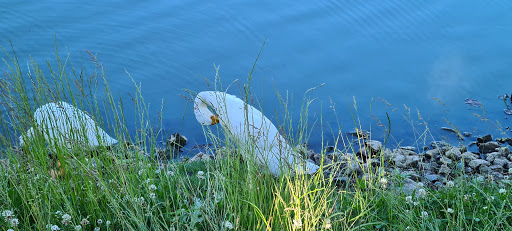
[0,46,511,230]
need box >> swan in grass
[194,91,319,176]
[19,101,118,149]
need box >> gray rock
[497,146,511,156]
[461,152,479,164]
[400,146,416,152]
[490,165,503,173]
[430,141,451,149]
[365,140,383,154]
[393,154,406,167]
[492,157,510,168]
[425,173,440,182]
[477,134,493,143]
[479,165,492,174]
[417,162,432,171]
[405,155,420,168]
[402,171,422,181]
[423,148,442,160]
[167,133,188,149]
[188,152,213,163]
[347,162,363,175]
[381,148,394,162]
[438,164,451,175]
[401,178,420,195]
[469,159,490,169]
[479,142,501,154]
[486,152,501,163]
[490,172,504,181]
[463,132,472,137]
[445,147,462,160]
[439,156,453,165]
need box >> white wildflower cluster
[46,224,61,231]
[80,217,90,226]
[167,170,174,176]
[420,211,428,219]
[61,213,72,226]
[149,193,157,199]
[380,177,388,188]
[446,181,455,188]
[224,220,234,230]
[405,196,413,204]
[74,225,82,231]
[499,188,507,194]
[149,184,157,191]
[134,196,146,204]
[446,208,454,214]
[94,227,100,231]
[417,188,427,198]
[292,218,302,229]
[323,218,332,230]
[197,171,205,179]
[2,209,19,228]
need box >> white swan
[193,91,319,176]
[19,101,117,149]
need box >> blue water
[2,1,512,153]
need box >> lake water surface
[2,1,512,153]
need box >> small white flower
[405,196,413,204]
[292,218,302,229]
[55,211,63,216]
[413,201,420,206]
[51,224,61,231]
[420,211,428,218]
[74,225,82,231]
[155,169,160,174]
[446,181,455,188]
[149,193,156,199]
[2,209,14,221]
[94,227,100,231]
[224,220,234,230]
[167,171,174,176]
[197,171,205,179]
[106,220,111,226]
[474,218,480,222]
[10,218,19,227]
[323,218,332,229]
[62,213,72,225]
[138,169,143,176]
[7,229,14,231]
[499,188,507,194]
[418,188,427,198]
[483,206,488,210]
[81,218,90,226]
[149,184,157,191]
[509,168,512,174]
[446,208,454,213]
[97,219,103,224]
[417,182,424,188]
[380,177,388,185]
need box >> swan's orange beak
[210,115,220,125]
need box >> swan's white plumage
[194,91,319,176]
[19,101,117,149]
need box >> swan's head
[194,91,221,126]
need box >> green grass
[0,45,511,231]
